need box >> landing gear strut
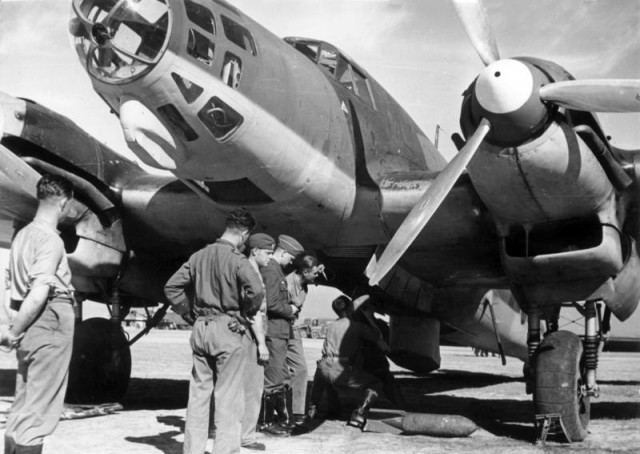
[527,299,604,442]
[66,317,131,404]
[66,285,132,404]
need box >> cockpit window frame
[220,14,257,56]
[185,0,216,35]
[284,37,377,110]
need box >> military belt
[197,309,248,334]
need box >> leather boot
[347,388,378,429]
[259,392,290,436]
[258,392,274,430]
[273,388,296,430]
[15,445,44,454]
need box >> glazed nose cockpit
[69,0,172,84]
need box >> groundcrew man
[240,233,275,450]
[164,208,264,454]
[306,294,388,429]
[285,253,324,423]
[259,234,304,435]
[1,174,75,454]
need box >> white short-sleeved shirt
[6,219,74,302]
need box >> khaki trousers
[4,302,74,447]
[184,315,251,454]
[241,343,264,443]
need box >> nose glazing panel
[69,0,172,84]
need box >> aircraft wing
[0,92,155,303]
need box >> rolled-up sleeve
[237,259,265,316]
[164,260,193,308]
[29,238,63,290]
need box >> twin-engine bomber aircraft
[0,0,639,443]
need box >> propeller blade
[451,0,500,66]
[367,118,491,287]
[540,79,640,112]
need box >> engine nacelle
[66,210,126,295]
[388,314,441,374]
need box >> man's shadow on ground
[125,415,187,454]
[5,367,639,449]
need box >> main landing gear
[66,317,131,404]
[526,300,606,443]
[65,285,171,404]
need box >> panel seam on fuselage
[513,148,548,220]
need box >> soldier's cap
[248,233,276,250]
[278,234,304,256]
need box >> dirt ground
[1,328,639,454]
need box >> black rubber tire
[66,318,132,404]
[534,330,590,441]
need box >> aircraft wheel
[66,317,132,404]
[534,330,590,441]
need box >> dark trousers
[310,357,382,408]
[263,337,288,394]
[4,302,74,448]
[285,335,307,414]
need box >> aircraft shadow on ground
[597,379,640,386]
[302,370,538,442]
[591,401,640,419]
[396,369,523,395]
[123,378,189,410]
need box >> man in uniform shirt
[285,253,324,423]
[1,174,75,454]
[306,294,388,429]
[240,233,275,450]
[259,235,304,435]
[164,208,264,454]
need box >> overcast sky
[0,0,638,162]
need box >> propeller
[540,79,640,113]
[367,0,640,287]
[453,0,640,114]
[367,118,491,286]
[451,0,499,66]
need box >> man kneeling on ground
[306,294,389,429]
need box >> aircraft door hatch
[348,100,377,189]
